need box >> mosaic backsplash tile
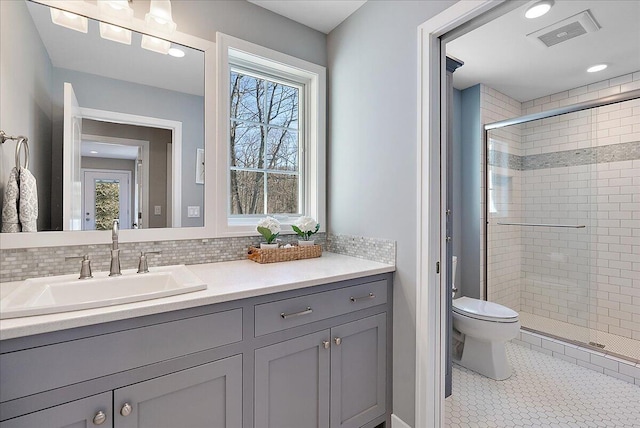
[0,233,395,283]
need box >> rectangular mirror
[0,0,206,236]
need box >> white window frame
[216,33,326,237]
[228,66,305,218]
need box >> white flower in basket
[292,216,320,246]
[257,217,281,247]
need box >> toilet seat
[453,297,519,323]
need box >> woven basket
[247,244,322,264]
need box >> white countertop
[0,253,395,340]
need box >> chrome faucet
[109,219,121,276]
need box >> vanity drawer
[0,308,242,402]
[254,280,387,336]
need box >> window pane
[267,173,298,214]
[230,170,264,215]
[95,180,120,231]
[266,128,298,172]
[230,72,264,123]
[230,121,265,169]
[266,81,298,129]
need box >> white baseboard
[391,413,412,428]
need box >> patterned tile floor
[445,343,640,427]
[520,311,640,361]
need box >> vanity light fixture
[145,0,177,34]
[97,0,133,22]
[525,0,554,19]
[141,0,177,54]
[141,35,171,54]
[100,22,132,45]
[50,7,88,33]
[587,64,607,73]
[168,47,185,58]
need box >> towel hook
[15,137,30,170]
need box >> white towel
[1,167,21,233]
[18,167,38,232]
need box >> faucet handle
[137,251,161,274]
[66,254,93,279]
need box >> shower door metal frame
[483,88,640,301]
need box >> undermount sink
[0,265,207,319]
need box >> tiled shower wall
[485,71,640,342]
[0,233,396,283]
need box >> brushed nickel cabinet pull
[350,292,375,303]
[281,307,312,319]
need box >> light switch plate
[188,206,200,218]
[154,206,162,215]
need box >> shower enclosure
[485,90,640,362]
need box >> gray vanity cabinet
[115,355,242,428]
[330,314,386,428]
[254,314,386,428]
[0,392,112,428]
[254,330,331,428]
[0,273,393,428]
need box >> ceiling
[446,0,640,102]
[248,0,367,34]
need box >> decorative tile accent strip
[326,234,396,266]
[522,140,640,170]
[0,234,325,283]
[488,141,640,171]
[488,150,523,170]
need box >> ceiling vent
[527,10,600,47]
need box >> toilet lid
[453,297,519,322]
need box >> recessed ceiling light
[90,150,99,154]
[168,47,185,58]
[525,0,554,19]
[587,64,607,73]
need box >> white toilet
[451,256,520,380]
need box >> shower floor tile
[445,342,640,427]
[519,311,640,361]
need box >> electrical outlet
[154,206,162,215]
[188,206,200,218]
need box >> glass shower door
[486,108,594,348]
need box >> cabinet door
[330,313,386,428]
[0,392,112,428]
[114,355,242,428]
[255,330,330,428]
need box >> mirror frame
[0,0,217,249]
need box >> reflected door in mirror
[82,171,131,230]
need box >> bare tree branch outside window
[229,71,300,215]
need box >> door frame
[82,134,150,229]
[79,107,183,227]
[415,1,499,427]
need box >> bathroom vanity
[0,254,394,428]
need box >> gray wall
[0,0,52,231]
[327,1,458,425]
[460,85,481,299]
[50,68,204,229]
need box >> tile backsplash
[0,233,396,283]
